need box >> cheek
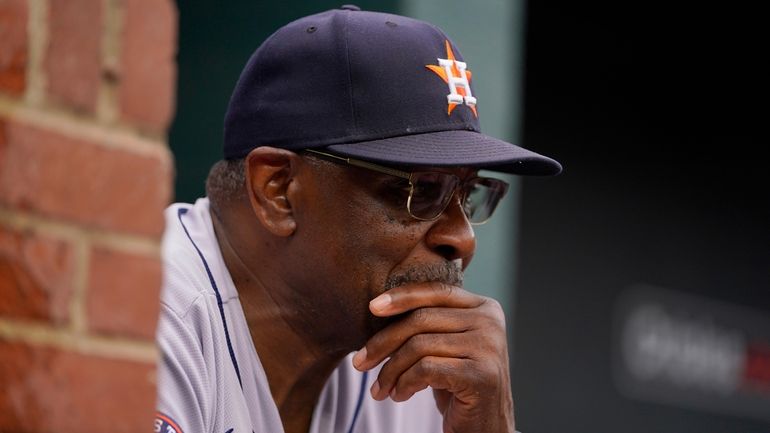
[299,170,426,293]
[293,182,428,343]
[330,195,424,290]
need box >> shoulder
[160,198,225,316]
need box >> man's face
[284,156,477,352]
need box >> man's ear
[244,147,300,237]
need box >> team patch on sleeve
[154,412,183,433]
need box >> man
[155,5,561,433]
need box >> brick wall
[0,0,177,431]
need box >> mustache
[383,261,463,291]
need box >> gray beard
[365,261,464,338]
[383,261,464,291]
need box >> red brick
[0,340,156,433]
[45,0,103,113]
[86,246,160,340]
[119,0,177,132]
[0,225,75,324]
[0,0,27,96]
[0,119,172,237]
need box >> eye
[394,178,411,188]
[412,180,442,197]
[386,178,411,194]
[375,178,411,204]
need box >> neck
[211,208,349,433]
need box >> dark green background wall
[171,1,399,203]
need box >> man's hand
[352,282,515,433]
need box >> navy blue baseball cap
[223,5,561,175]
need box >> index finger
[369,282,484,317]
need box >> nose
[424,195,476,267]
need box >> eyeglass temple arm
[304,149,411,180]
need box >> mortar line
[0,319,158,363]
[96,0,124,124]
[69,237,90,334]
[24,0,48,106]
[0,98,169,157]
[0,207,162,257]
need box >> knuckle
[463,358,495,381]
[409,333,433,354]
[415,356,437,377]
[409,307,430,327]
[480,297,506,329]
[485,296,502,311]
[433,281,457,300]
[415,356,455,381]
[399,334,427,361]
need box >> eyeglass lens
[463,177,509,224]
[407,172,460,221]
[407,172,509,224]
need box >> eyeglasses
[304,149,510,225]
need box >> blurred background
[169,1,769,433]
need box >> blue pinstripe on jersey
[346,371,368,433]
[178,208,243,388]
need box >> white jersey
[155,198,443,433]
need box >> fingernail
[370,380,381,399]
[352,347,367,369]
[370,294,391,312]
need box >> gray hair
[205,158,246,213]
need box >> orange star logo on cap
[426,40,478,117]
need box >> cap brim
[324,130,561,176]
